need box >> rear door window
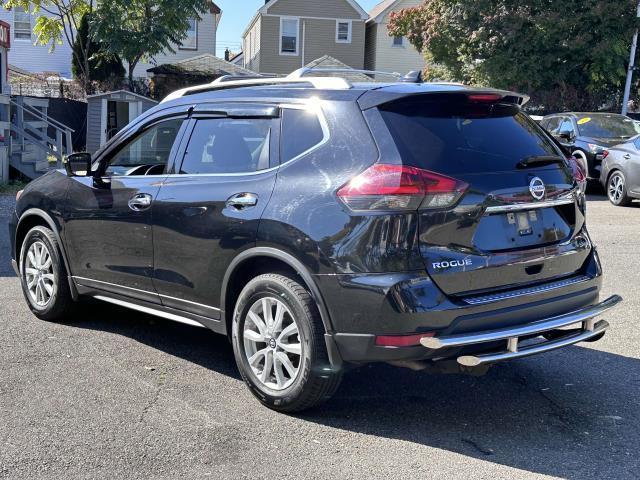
[179,118,274,174]
[378,95,562,175]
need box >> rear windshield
[575,114,639,139]
[378,95,562,174]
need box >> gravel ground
[0,192,639,480]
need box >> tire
[232,273,342,412]
[19,226,76,322]
[572,150,589,179]
[607,170,632,206]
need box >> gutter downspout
[301,20,306,67]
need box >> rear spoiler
[357,85,530,110]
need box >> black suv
[541,112,640,179]
[8,73,621,412]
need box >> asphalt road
[0,193,639,479]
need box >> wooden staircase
[9,96,74,180]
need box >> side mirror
[63,152,92,177]
[558,129,574,142]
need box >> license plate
[507,211,537,236]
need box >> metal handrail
[10,98,75,133]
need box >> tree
[388,0,640,111]
[92,0,210,88]
[71,13,124,88]
[3,0,94,93]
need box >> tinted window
[543,117,561,133]
[576,114,640,138]
[281,108,324,162]
[106,118,183,175]
[180,118,273,174]
[379,96,561,175]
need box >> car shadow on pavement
[73,303,242,380]
[302,348,639,479]
[70,303,638,479]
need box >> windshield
[576,115,640,138]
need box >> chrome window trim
[159,101,330,178]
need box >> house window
[280,17,299,55]
[336,21,352,43]
[14,7,31,41]
[180,18,197,50]
[393,36,404,47]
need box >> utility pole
[622,0,640,116]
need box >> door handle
[226,193,258,210]
[128,193,153,211]
[624,153,631,160]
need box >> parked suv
[9,73,621,412]
[540,112,640,179]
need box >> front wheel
[232,273,341,412]
[607,171,632,206]
[19,226,76,321]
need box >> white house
[364,0,425,75]
[0,2,222,79]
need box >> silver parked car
[600,135,640,206]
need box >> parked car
[600,136,640,206]
[9,74,621,412]
[540,112,640,180]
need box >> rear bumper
[319,248,608,364]
[422,295,621,366]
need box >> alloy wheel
[24,241,55,307]
[242,296,302,390]
[608,173,624,203]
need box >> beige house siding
[265,0,363,19]
[135,12,220,76]
[254,14,366,75]
[244,17,262,72]
[365,0,425,75]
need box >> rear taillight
[336,164,469,212]
[567,156,586,183]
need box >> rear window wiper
[517,155,565,169]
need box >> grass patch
[0,180,28,196]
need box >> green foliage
[92,0,210,86]
[3,0,94,93]
[388,0,640,111]
[3,0,90,51]
[71,13,124,85]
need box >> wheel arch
[221,247,335,337]
[15,208,78,300]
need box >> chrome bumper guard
[420,295,622,367]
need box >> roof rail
[162,75,352,102]
[213,74,280,83]
[288,67,402,80]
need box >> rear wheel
[19,226,76,321]
[607,171,632,206]
[232,273,341,412]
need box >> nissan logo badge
[529,177,545,200]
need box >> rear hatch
[371,92,588,297]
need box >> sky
[214,0,383,57]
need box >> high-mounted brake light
[467,93,504,103]
[336,164,469,212]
